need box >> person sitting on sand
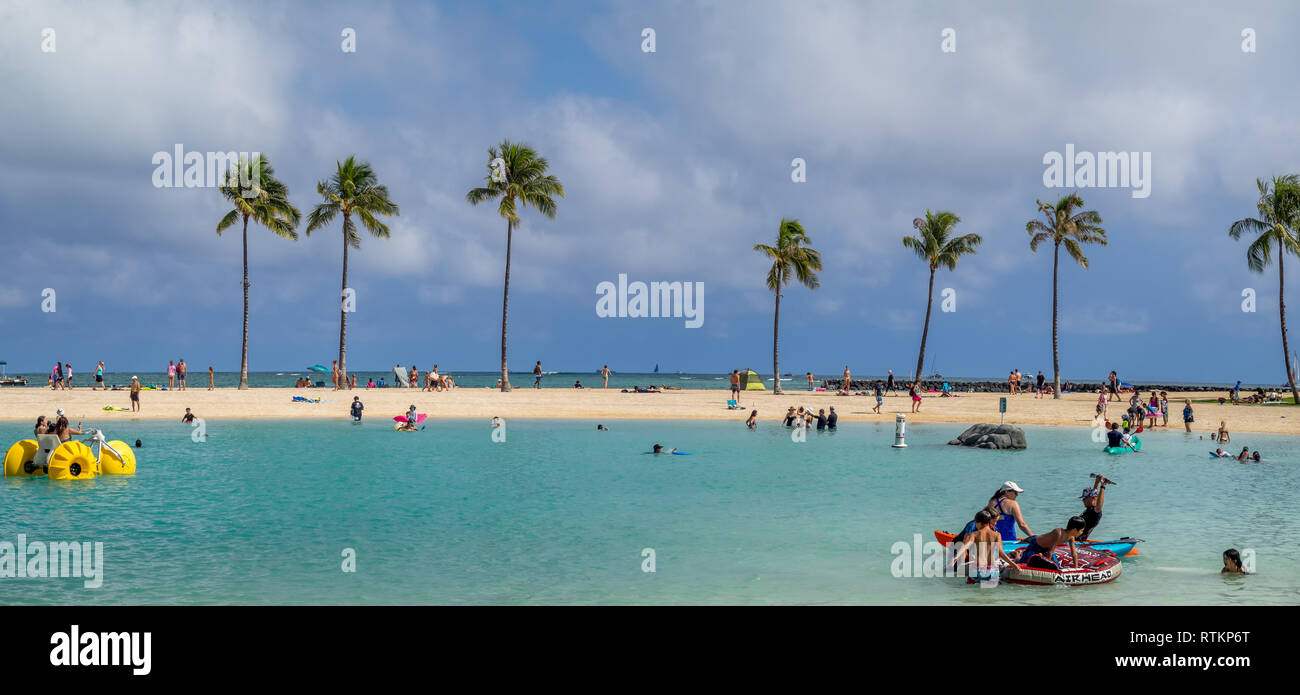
[950,510,1019,583]
[1222,549,1249,574]
[746,410,757,429]
[1079,475,1111,541]
[1010,516,1086,569]
[987,482,1031,542]
[574,380,583,388]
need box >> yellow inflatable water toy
[99,440,136,475]
[4,439,42,477]
[48,440,98,480]
[4,428,138,480]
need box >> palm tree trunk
[338,214,350,389]
[238,215,250,390]
[1280,250,1299,404]
[1051,242,1062,399]
[772,284,782,395]
[914,268,935,382]
[500,218,513,392]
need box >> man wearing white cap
[988,481,1031,542]
[130,376,141,412]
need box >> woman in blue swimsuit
[986,481,1032,542]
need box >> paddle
[1089,473,1117,485]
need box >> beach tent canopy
[739,369,766,390]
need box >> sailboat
[653,364,659,374]
[926,353,942,380]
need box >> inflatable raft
[1002,545,1122,586]
[934,530,1141,557]
[1104,435,1141,454]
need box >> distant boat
[0,360,28,387]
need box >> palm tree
[753,219,822,395]
[216,154,300,390]
[466,140,565,392]
[1229,175,1300,404]
[305,156,399,388]
[1026,192,1106,400]
[902,211,981,384]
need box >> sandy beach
[2,387,1294,435]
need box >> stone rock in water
[948,424,1027,450]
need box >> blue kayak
[935,530,1142,557]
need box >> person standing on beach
[886,370,896,395]
[842,366,851,392]
[1035,370,1045,398]
[208,366,215,391]
[178,359,188,390]
[331,360,340,390]
[1096,389,1107,418]
[167,360,176,390]
[533,361,543,388]
[94,360,105,391]
[1107,371,1120,402]
[909,381,922,413]
[1182,399,1194,432]
[730,369,740,400]
[130,376,141,412]
[52,362,63,390]
[873,381,883,413]
[601,365,611,388]
[64,363,73,389]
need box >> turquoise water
[12,370,741,390]
[2,419,1297,605]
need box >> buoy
[892,413,908,448]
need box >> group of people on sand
[47,362,74,390]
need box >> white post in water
[892,413,908,448]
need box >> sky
[2,0,1299,384]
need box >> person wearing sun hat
[129,375,141,412]
[986,481,1031,542]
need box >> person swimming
[1252,451,1261,462]
[1222,548,1249,574]
[745,409,757,429]
[1237,447,1251,462]
[651,443,677,454]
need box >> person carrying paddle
[1079,475,1112,541]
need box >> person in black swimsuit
[1079,475,1111,541]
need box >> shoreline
[2,387,1294,435]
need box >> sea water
[1,419,1297,605]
